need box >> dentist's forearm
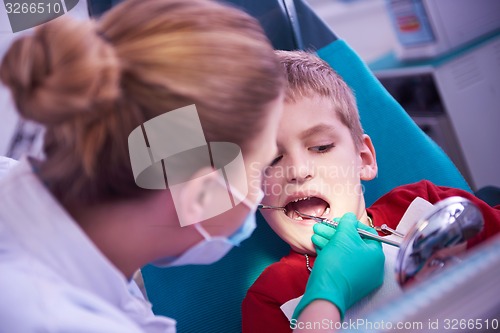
[294,300,341,333]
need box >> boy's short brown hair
[275,50,364,150]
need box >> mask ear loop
[249,189,265,212]
[213,172,262,212]
[232,186,264,212]
[194,223,212,240]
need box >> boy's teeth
[292,196,312,203]
[285,196,329,220]
[323,207,330,216]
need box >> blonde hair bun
[0,16,120,125]
[0,0,283,207]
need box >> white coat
[0,158,176,332]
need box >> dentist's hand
[311,218,338,252]
[293,213,385,320]
[312,216,376,252]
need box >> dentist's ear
[359,134,378,181]
[176,167,221,227]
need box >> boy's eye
[264,155,283,176]
[309,143,335,153]
[269,155,283,167]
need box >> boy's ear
[359,134,378,181]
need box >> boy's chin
[290,243,316,256]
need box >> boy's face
[261,95,377,255]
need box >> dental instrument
[259,197,485,286]
[396,196,484,285]
[293,210,401,247]
[259,203,404,239]
[258,204,286,211]
[378,224,405,238]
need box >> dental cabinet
[370,32,500,190]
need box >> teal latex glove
[311,217,339,252]
[312,217,376,252]
[293,213,385,320]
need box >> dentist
[0,0,384,332]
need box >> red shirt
[242,181,500,333]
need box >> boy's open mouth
[284,196,330,221]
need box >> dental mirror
[395,196,484,287]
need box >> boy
[242,50,500,332]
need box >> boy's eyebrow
[299,124,336,140]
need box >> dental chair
[86,0,470,331]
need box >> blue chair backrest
[139,1,471,332]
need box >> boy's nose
[286,157,313,183]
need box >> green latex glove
[311,218,339,252]
[293,213,385,320]
[312,217,375,252]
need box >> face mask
[151,183,264,268]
